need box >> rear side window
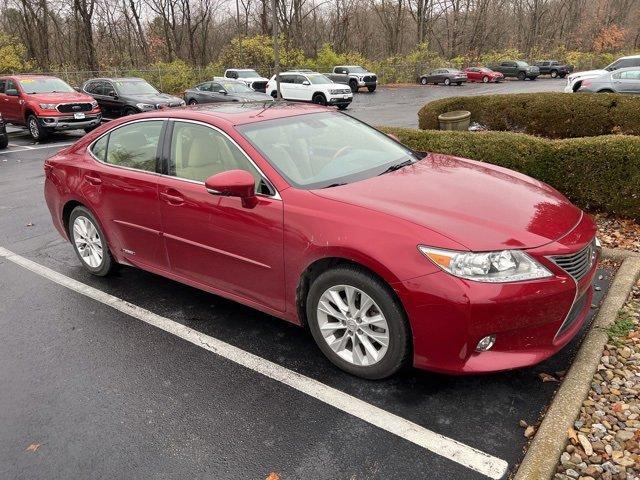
[99,120,163,172]
[91,135,108,161]
[0,80,5,94]
[620,70,640,80]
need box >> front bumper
[39,114,102,131]
[328,96,353,106]
[397,215,599,374]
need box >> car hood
[569,69,607,81]
[239,92,274,101]
[28,92,94,103]
[311,154,582,251]
[123,93,183,104]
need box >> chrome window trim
[87,117,281,201]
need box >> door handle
[85,174,102,185]
[160,191,184,205]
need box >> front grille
[251,81,268,92]
[549,239,596,282]
[57,103,93,113]
[556,290,588,338]
[363,75,377,82]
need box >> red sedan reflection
[44,103,598,379]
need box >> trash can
[438,110,471,131]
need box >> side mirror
[205,169,257,208]
[106,90,117,98]
[302,80,310,86]
[5,89,19,96]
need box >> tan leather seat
[176,130,236,182]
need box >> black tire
[517,71,526,81]
[482,75,489,83]
[597,89,614,93]
[337,104,349,110]
[188,99,198,105]
[456,81,462,86]
[444,78,451,86]
[27,115,49,142]
[68,206,116,276]
[550,70,558,78]
[348,80,358,93]
[367,85,376,92]
[306,266,410,379]
[420,77,428,85]
[312,93,327,106]
[0,135,8,149]
[559,73,567,79]
[530,76,537,81]
[84,126,97,134]
[123,107,138,116]
[271,90,278,99]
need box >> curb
[514,251,640,480]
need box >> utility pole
[271,0,281,98]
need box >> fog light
[476,335,496,352]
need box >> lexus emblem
[72,105,81,111]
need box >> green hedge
[418,93,640,139]
[380,127,640,219]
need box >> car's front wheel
[420,77,428,85]
[348,80,358,93]
[307,266,410,379]
[550,70,558,78]
[482,75,489,83]
[27,115,48,142]
[517,71,526,81]
[312,93,327,106]
[367,85,376,92]
[69,206,115,276]
[188,99,198,105]
[444,78,451,86]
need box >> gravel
[555,281,640,480]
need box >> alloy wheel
[29,118,39,139]
[316,285,389,366]
[72,216,104,268]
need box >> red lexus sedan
[44,103,599,379]
[464,67,504,83]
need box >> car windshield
[516,61,530,67]
[18,77,75,94]
[237,112,418,189]
[236,70,261,78]
[114,80,159,95]
[222,82,253,93]
[347,66,368,73]
[307,74,333,85]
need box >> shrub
[418,93,640,139]
[379,127,640,219]
[0,34,32,73]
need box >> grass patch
[606,306,636,344]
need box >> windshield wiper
[323,182,347,188]
[378,159,414,176]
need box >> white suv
[564,55,640,92]
[266,71,353,110]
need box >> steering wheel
[332,146,354,161]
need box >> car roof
[619,55,640,60]
[85,77,146,82]
[226,68,258,71]
[5,74,62,80]
[280,70,321,75]
[120,101,331,127]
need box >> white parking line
[0,246,508,479]
[0,142,75,155]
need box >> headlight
[418,246,552,283]
[136,103,155,110]
[39,103,57,110]
[90,100,98,108]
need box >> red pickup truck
[0,75,102,141]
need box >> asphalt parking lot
[0,80,607,480]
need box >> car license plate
[343,95,349,99]
[74,113,85,120]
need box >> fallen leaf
[524,425,536,438]
[567,427,579,444]
[25,222,34,227]
[538,372,559,383]
[25,443,41,453]
[266,473,280,480]
[518,419,528,428]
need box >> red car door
[84,119,167,269]
[1,79,23,123]
[465,68,479,82]
[157,120,285,311]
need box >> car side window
[91,135,108,161]
[0,80,5,94]
[211,83,223,93]
[197,83,211,92]
[169,121,271,194]
[294,75,306,84]
[621,70,640,79]
[104,120,163,172]
[5,80,18,94]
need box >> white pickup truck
[224,69,269,92]
[266,71,353,110]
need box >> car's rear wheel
[312,93,327,106]
[123,107,138,116]
[597,89,614,93]
[420,77,428,85]
[367,85,376,92]
[69,206,115,276]
[456,81,462,86]
[337,104,349,110]
[482,75,489,83]
[306,266,410,379]
[444,78,451,86]
[0,135,7,149]
[348,80,358,93]
[188,99,198,105]
[550,70,558,78]
[27,115,48,142]
[517,71,526,81]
